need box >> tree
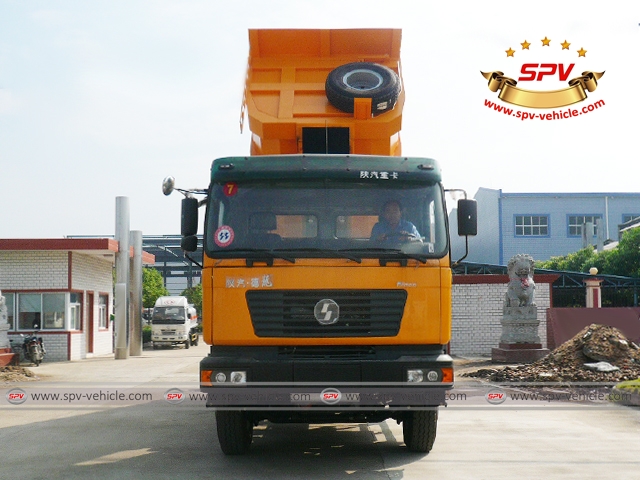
[601,227,640,277]
[181,283,202,316]
[537,227,640,277]
[143,268,169,308]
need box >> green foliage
[142,325,152,344]
[143,268,169,308]
[181,283,202,316]
[536,228,640,277]
[536,247,596,273]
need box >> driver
[370,200,421,243]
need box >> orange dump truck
[164,28,476,455]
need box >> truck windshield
[152,307,186,324]
[204,181,448,260]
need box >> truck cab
[151,296,199,349]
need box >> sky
[1,1,639,238]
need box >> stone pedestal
[492,305,549,363]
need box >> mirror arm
[452,235,469,268]
[185,252,203,269]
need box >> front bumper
[200,345,453,410]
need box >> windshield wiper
[339,248,428,264]
[220,248,296,265]
[276,248,362,264]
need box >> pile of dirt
[463,324,640,383]
[0,366,38,383]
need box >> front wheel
[29,346,42,366]
[403,409,438,453]
[216,411,253,455]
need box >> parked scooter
[21,325,46,366]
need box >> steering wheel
[382,231,419,243]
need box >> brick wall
[71,253,113,292]
[0,251,68,290]
[8,332,69,362]
[451,275,555,357]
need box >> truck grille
[246,290,406,337]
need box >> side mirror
[162,176,175,196]
[181,197,199,237]
[457,199,477,236]
[181,235,198,253]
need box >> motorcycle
[21,326,46,366]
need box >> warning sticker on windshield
[214,226,235,247]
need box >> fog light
[215,372,227,383]
[230,371,247,383]
[407,369,424,383]
[426,370,439,382]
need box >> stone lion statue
[504,254,536,307]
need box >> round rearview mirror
[162,176,175,196]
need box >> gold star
[561,40,571,50]
[541,37,551,46]
[521,40,531,50]
[577,47,587,57]
[506,47,515,57]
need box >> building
[451,188,640,265]
[0,238,154,361]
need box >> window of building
[16,293,79,330]
[515,215,549,236]
[98,295,108,329]
[3,293,15,330]
[70,293,82,330]
[622,214,640,224]
[43,294,65,329]
[568,215,602,237]
[18,294,42,330]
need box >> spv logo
[481,36,604,114]
[320,388,342,405]
[518,63,575,82]
[485,388,507,405]
[164,388,185,405]
[6,388,27,405]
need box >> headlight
[407,369,424,383]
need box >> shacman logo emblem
[314,299,340,325]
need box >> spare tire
[325,62,401,115]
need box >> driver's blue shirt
[370,220,420,242]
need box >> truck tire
[184,339,190,349]
[325,62,401,115]
[403,409,438,453]
[216,411,253,455]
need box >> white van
[151,296,199,349]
